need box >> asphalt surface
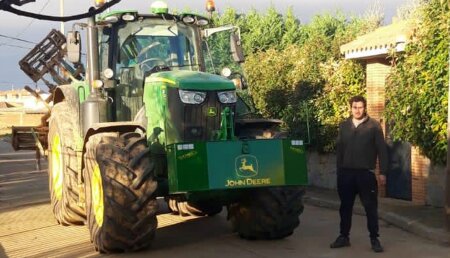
[304,186,450,245]
[1,202,450,258]
[1,138,449,258]
[0,138,48,210]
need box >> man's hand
[378,175,386,186]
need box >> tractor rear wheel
[228,187,304,240]
[48,102,85,225]
[167,198,222,217]
[83,132,158,253]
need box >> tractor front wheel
[83,132,158,253]
[48,102,85,225]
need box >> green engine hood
[146,70,235,91]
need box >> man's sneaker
[330,235,350,248]
[371,238,384,253]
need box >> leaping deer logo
[239,158,255,173]
[236,155,258,177]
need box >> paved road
[0,138,449,258]
[0,139,48,210]
[1,204,449,258]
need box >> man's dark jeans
[337,168,379,239]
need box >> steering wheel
[138,58,168,74]
[136,41,162,61]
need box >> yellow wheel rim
[51,134,63,201]
[92,163,104,227]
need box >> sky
[0,0,411,91]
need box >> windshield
[115,19,200,77]
[202,30,242,75]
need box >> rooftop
[340,19,415,60]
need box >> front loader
[18,0,308,253]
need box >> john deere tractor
[19,1,308,253]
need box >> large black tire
[48,102,85,225]
[167,198,223,217]
[83,132,158,253]
[227,187,305,240]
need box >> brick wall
[366,59,390,197]
[366,59,390,126]
[411,146,430,204]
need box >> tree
[281,8,304,47]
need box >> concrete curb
[304,195,450,246]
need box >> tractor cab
[74,5,246,144]
[98,11,206,79]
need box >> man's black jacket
[336,116,388,175]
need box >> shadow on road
[103,213,233,257]
[0,243,7,258]
[154,214,231,249]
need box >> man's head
[349,95,367,120]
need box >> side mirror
[232,77,247,90]
[66,31,81,64]
[230,32,245,63]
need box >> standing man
[330,95,388,253]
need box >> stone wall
[426,164,445,207]
[306,150,446,208]
[307,152,337,189]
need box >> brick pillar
[366,59,390,197]
[411,147,429,204]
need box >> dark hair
[349,95,367,108]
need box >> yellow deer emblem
[239,158,256,173]
[235,155,258,177]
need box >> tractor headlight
[179,90,206,104]
[182,15,195,24]
[217,91,237,104]
[122,13,136,21]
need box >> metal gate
[385,135,412,201]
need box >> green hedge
[209,7,377,152]
[385,0,449,164]
[239,11,371,152]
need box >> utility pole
[446,27,450,231]
[59,0,64,34]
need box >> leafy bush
[314,59,366,151]
[209,8,374,152]
[241,12,370,152]
[385,0,449,164]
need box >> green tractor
[19,1,308,253]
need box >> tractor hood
[146,70,235,91]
